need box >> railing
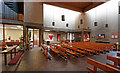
[1,2,18,20]
[0,2,24,21]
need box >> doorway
[27,28,40,49]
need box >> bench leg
[14,48,16,56]
[10,50,12,60]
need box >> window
[66,23,68,27]
[119,6,120,14]
[80,19,83,24]
[94,22,97,26]
[78,25,80,28]
[52,22,55,26]
[105,24,108,28]
[62,15,65,21]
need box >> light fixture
[17,26,22,28]
[45,30,50,31]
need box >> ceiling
[43,2,105,12]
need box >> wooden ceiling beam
[83,2,104,12]
[43,2,84,12]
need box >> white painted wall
[86,0,119,44]
[43,4,81,30]
[119,1,120,44]
[24,2,43,24]
[43,31,67,43]
[0,1,2,18]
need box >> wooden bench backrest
[41,43,48,59]
[87,58,120,72]
[107,55,120,69]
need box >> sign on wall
[57,34,61,41]
[48,34,54,41]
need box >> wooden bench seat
[87,58,120,73]
[56,44,79,59]
[49,46,60,54]
[73,45,95,55]
[106,55,120,69]
[49,43,67,61]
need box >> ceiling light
[45,30,50,31]
[17,26,22,28]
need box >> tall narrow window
[62,15,65,21]
[52,22,55,26]
[78,25,80,28]
[105,24,108,28]
[94,22,97,26]
[119,6,120,14]
[80,19,83,24]
[66,23,68,27]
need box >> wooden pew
[56,43,86,57]
[49,43,67,61]
[106,55,120,69]
[41,43,49,59]
[55,43,79,60]
[72,45,95,55]
[87,58,120,73]
[71,42,114,52]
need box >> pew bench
[49,43,67,61]
[87,58,120,73]
[106,55,120,69]
[41,43,49,59]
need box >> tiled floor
[2,47,120,71]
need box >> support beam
[33,29,34,47]
[44,2,83,12]
[3,24,5,43]
[26,28,28,50]
[23,25,27,50]
[39,29,41,47]
[83,2,104,12]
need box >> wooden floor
[2,47,120,71]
